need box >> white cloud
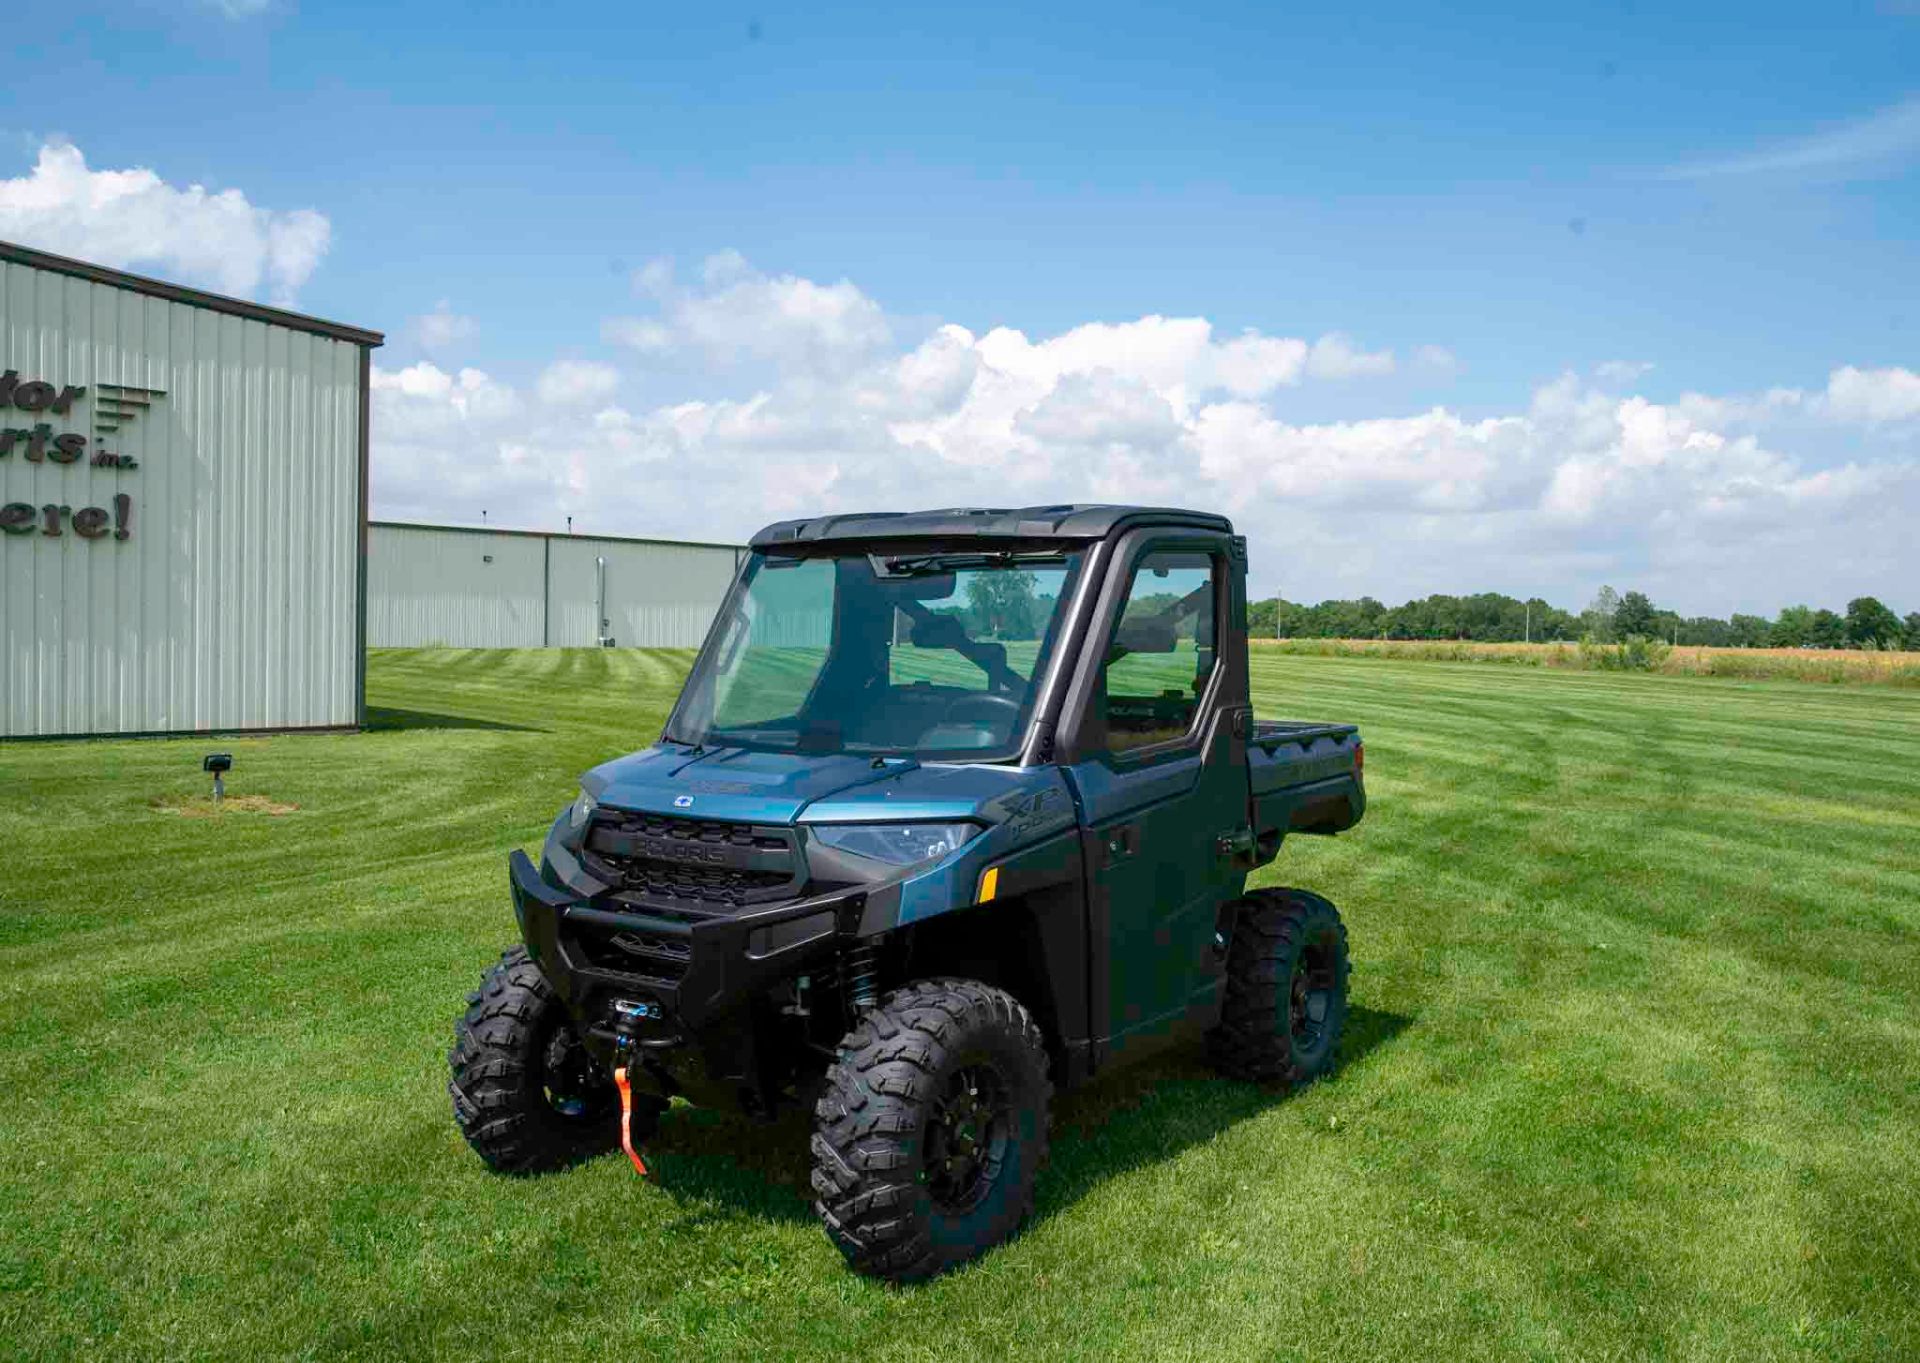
[371,361,517,416]
[1670,366,1920,429]
[605,252,892,372]
[369,259,1918,613]
[535,359,621,407]
[411,301,477,351]
[973,315,1311,406]
[1671,386,1807,429]
[1017,371,1184,447]
[1661,96,1920,181]
[0,142,329,303]
[208,0,273,16]
[1306,332,1395,379]
[1212,332,1312,395]
[1595,359,1654,384]
[1193,404,1532,513]
[1823,365,1920,424]
[1412,344,1462,378]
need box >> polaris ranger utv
[449,505,1365,1281]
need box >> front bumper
[508,849,851,1041]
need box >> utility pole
[1525,600,1532,644]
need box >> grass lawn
[3,648,1918,1361]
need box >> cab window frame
[1057,533,1230,767]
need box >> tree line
[1252,588,1919,651]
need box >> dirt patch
[152,794,300,818]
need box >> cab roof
[748,504,1233,549]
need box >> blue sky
[3,1,1917,612]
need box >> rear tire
[1207,889,1351,1084]
[449,946,649,1173]
[811,978,1052,1282]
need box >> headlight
[567,789,598,832]
[809,822,979,866]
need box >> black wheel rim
[1288,932,1339,1061]
[924,1062,1012,1214]
[540,1017,612,1122]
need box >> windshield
[667,547,1087,760]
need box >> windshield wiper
[874,551,1065,577]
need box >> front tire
[1207,889,1351,1084]
[448,946,646,1174]
[811,978,1052,1282]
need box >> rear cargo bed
[1248,719,1365,846]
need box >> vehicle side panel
[1048,527,1254,1072]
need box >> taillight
[1353,741,1364,777]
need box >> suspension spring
[841,943,882,1012]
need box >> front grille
[581,811,801,909]
[573,928,692,982]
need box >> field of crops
[1263,637,1920,685]
[3,648,1917,1360]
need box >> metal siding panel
[0,258,366,737]
[0,265,18,733]
[330,339,361,718]
[0,263,11,729]
[544,537,737,647]
[82,279,114,731]
[283,327,309,725]
[264,322,290,727]
[127,286,157,728]
[364,528,738,649]
[213,309,239,727]
[365,525,544,647]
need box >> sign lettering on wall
[0,369,144,540]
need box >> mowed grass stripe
[1,648,1916,1360]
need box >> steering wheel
[939,692,1023,732]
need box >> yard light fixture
[202,752,233,802]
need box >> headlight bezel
[806,820,981,867]
[566,788,598,834]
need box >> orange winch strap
[613,1065,649,1177]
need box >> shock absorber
[840,942,882,1012]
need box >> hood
[585,744,1064,828]
[585,745,921,825]
[800,761,1065,826]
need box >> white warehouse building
[366,522,743,649]
[2,240,744,740]
[1,241,380,739]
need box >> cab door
[1057,534,1250,1063]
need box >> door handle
[1100,825,1140,865]
[1214,825,1255,859]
